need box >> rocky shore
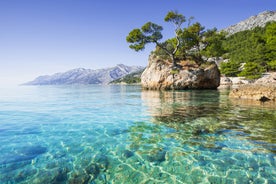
[228,73,276,102]
[229,84,276,101]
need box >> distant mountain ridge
[25,64,144,85]
[223,10,276,35]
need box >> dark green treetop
[127,11,189,67]
[127,11,225,67]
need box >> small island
[126,11,276,102]
[126,11,224,90]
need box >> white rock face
[220,77,250,86]
[141,55,220,90]
[223,11,276,35]
[255,73,276,84]
[25,64,144,85]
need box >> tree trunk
[170,54,177,67]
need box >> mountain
[25,64,144,85]
[223,10,276,35]
[109,68,145,84]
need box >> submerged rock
[122,149,134,158]
[0,145,47,165]
[141,55,220,90]
[85,163,100,179]
[194,128,210,136]
[147,149,167,163]
[94,154,109,171]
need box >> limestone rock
[223,10,276,35]
[220,77,250,86]
[229,84,276,101]
[255,73,276,84]
[220,77,232,85]
[141,55,220,90]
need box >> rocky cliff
[25,64,144,85]
[141,55,220,90]
[223,10,276,35]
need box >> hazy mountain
[25,64,144,85]
[223,10,276,35]
[109,68,145,84]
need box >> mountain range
[26,10,275,85]
[25,64,144,85]
[223,10,276,35]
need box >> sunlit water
[0,85,275,184]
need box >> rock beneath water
[0,145,47,165]
[122,150,134,158]
[229,84,276,101]
[147,149,167,163]
[94,154,109,171]
[141,55,220,90]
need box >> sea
[0,85,275,184]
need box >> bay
[0,85,275,183]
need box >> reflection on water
[141,89,276,153]
[0,86,275,183]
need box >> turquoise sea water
[0,85,275,184]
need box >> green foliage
[265,22,276,61]
[201,29,226,58]
[170,69,180,75]
[220,61,240,77]
[126,11,276,81]
[238,62,265,79]
[110,70,144,84]
[126,29,145,51]
[220,21,276,78]
[126,22,163,51]
[164,11,185,28]
[268,60,276,71]
[127,11,215,66]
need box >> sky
[0,0,275,85]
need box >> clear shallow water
[0,85,275,184]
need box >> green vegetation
[127,11,276,80]
[221,21,276,79]
[126,11,224,66]
[109,69,145,84]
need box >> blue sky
[0,0,275,85]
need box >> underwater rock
[68,172,90,184]
[85,163,99,178]
[194,128,210,136]
[20,145,47,157]
[52,168,69,183]
[147,150,167,163]
[109,129,128,136]
[122,150,134,158]
[94,154,109,171]
[0,145,47,165]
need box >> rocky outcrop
[255,73,276,84]
[223,10,276,35]
[141,55,220,90]
[229,84,276,101]
[220,77,250,86]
